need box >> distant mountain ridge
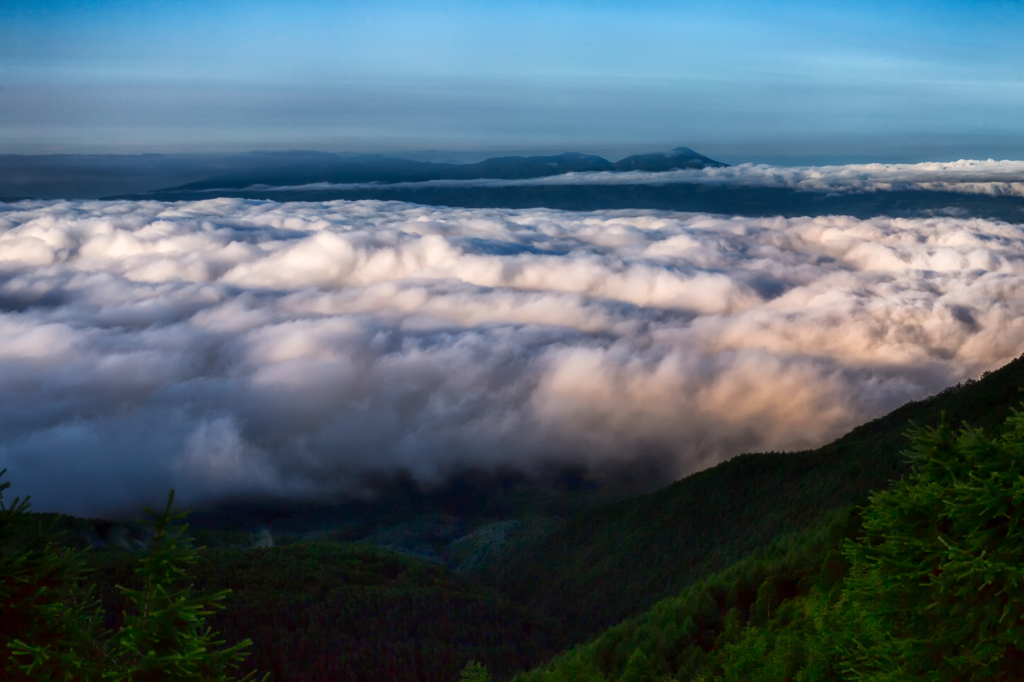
[0,147,725,200]
[614,146,724,172]
[113,148,1024,224]
[159,147,727,192]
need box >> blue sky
[2,0,1023,163]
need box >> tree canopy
[837,414,1024,680]
[513,409,1024,681]
[1,474,262,681]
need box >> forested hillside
[515,408,1024,680]
[490,354,1024,645]
[87,543,563,682]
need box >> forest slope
[515,406,1024,681]
[86,542,563,682]
[489,354,1024,645]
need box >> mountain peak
[614,147,727,172]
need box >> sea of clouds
[242,159,1024,197]
[2,197,1024,515]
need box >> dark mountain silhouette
[0,148,726,200]
[613,146,725,171]
[145,147,727,193]
[114,148,1024,225]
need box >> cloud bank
[2,198,1023,515]
[236,159,1024,197]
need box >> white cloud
[230,158,1024,197]
[1,197,1023,514]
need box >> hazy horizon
[3,1,1023,162]
[4,141,1024,168]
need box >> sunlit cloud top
[2,198,1024,515]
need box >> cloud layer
[237,159,1024,197]
[2,198,1023,515]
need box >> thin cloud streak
[1,198,1023,515]
[221,159,1024,197]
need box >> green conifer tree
[3,479,264,681]
[459,659,492,682]
[96,490,262,681]
[619,648,657,682]
[837,412,1024,680]
[1,469,103,680]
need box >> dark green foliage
[515,403,1024,682]
[2,482,262,681]
[96,491,260,681]
[618,649,657,682]
[88,542,563,682]
[1,469,103,680]
[493,355,1024,645]
[460,660,493,682]
[750,578,778,627]
[511,513,855,682]
[837,414,1024,680]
